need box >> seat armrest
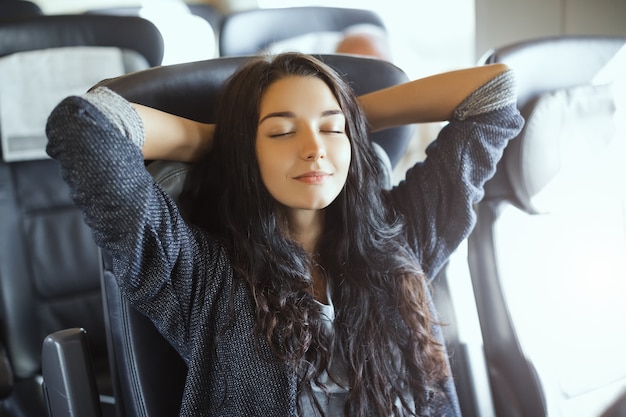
[41,328,103,417]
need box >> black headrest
[219,7,385,57]
[98,54,413,166]
[0,14,164,66]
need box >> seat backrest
[95,53,413,417]
[0,14,162,417]
[218,6,385,55]
[0,0,42,20]
[469,35,626,417]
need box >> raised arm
[386,64,523,278]
[132,103,214,162]
[358,63,510,132]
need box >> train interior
[1,0,625,416]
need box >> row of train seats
[2,1,626,417]
[0,3,405,417]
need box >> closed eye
[269,131,294,138]
[320,112,346,135]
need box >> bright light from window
[139,0,217,65]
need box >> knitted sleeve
[81,86,146,148]
[390,69,524,278]
[454,69,518,120]
[45,92,225,356]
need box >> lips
[293,171,331,184]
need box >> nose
[299,128,326,160]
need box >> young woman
[46,52,524,417]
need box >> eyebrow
[258,109,344,125]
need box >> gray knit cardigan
[46,71,524,417]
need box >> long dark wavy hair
[180,52,449,416]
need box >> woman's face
[256,76,351,212]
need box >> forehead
[259,76,340,113]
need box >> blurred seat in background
[86,2,222,65]
[468,34,626,417]
[0,13,163,417]
[218,6,386,57]
[0,0,42,20]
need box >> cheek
[256,143,287,188]
[255,140,270,177]
[334,139,352,176]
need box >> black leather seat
[42,53,415,417]
[0,14,162,417]
[467,35,626,417]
